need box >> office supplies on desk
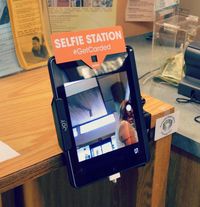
[178,41,200,101]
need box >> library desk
[0,67,174,207]
[126,34,200,157]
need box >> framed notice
[45,0,117,32]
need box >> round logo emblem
[160,116,175,136]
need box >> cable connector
[109,173,121,183]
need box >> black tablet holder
[48,46,151,187]
[51,98,72,151]
[49,49,151,152]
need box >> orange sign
[51,26,126,69]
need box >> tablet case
[48,46,151,187]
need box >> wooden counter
[0,67,174,207]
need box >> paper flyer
[125,0,180,22]
[125,0,154,22]
[46,0,117,32]
[0,141,20,163]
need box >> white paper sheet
[125,0,154,22]
[0,141,20,163]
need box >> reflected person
[32,36,48,58]
[118,100,138,146]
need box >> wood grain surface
[33,166,139,207]
[151,136,172,207]
[166,146,200,207]
[21,140,171,207]
[0,68,61,192]
[0,67,174,207]
[3,146,199,207]
[23,181,44,207]
[0,194,2,207]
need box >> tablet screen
[64,70,139,162]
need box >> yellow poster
[7,0,51,70]
[46,0,117,32]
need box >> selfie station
[46,26,175,204]
[0,25,175,207]
[49,26,151,187]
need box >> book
[0,0,22,77]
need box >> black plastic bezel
[48,46,150,187]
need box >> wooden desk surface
[0,68,174,193]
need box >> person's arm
[118,121,138,145]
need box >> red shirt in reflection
[118,100,138,145]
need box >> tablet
[48,46,150,187]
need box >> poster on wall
[125,0,154,22]
[125,0,180,22]
[0,0,22,77]
[7,0,52,70]
[46,0,117,32]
